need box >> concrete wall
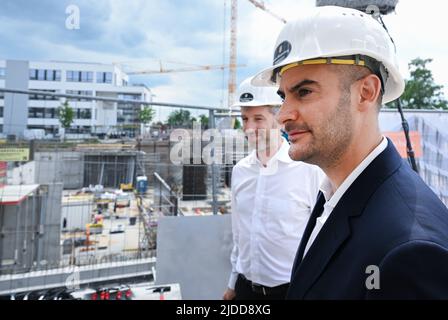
[3,60,29,138]
[61,152,84,189]
[155,215,232,300]
[83,152,137,188]
[0,183,62,274]
[0,195,41,273]
[39,183,63,268]
[34,152,84,189]
[61,201,92,231]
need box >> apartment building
[0,59,152,138]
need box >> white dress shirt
[228,140,325,289]
[303,137,388,257]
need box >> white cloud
[1,0,447,109]
[383,0,448,96]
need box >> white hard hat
[252,6,405,103]
[232,76,282,108]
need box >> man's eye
[298,88,312,97]
[278,93,285,102]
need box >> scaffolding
[0,88,243,292]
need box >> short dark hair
[331,65,383,110]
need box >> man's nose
[276,101,298,125]
[243,120,257,132]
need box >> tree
[387,58,447,110]
[199,114,209,129]
[166,109,193,127]
[234,117,241,129]
[57,101,74,129]
[138,106,155,125]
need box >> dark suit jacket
[287,139,448,299]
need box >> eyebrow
[277,79,319,97]
[241,114,265,118]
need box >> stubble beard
[288,93,354,168]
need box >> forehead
[278,64,339,91]
[241,106,273,117]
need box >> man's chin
[288,144,311,162]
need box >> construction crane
[246,0,287,24]
[228,0,238,109]
[126,63,244,75]
[227,0,286,108]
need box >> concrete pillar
[3,60,29,138]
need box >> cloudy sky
[0,0,447,121]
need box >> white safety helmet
[252,6,405,103]
[232,76,282,108]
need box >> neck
[257,136,283,167]
[322,131,382,192]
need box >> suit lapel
[291,192,325,273]
[289,200,352,298]
[288,139,404,299]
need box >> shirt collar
[320,136,388,208]
[270,139,294,164]
[247,138,292,166]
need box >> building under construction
[0,0,447,300]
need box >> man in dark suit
[252,6,448,299]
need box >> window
[29,69,61,81]
[68,71,93,82]
[0,68,5,79]
[66,70,76,82]
[81,71,93,82]
[0,107,3,118]
[66,90,93,102]
[29,89,59,101]
[51,70,61,81]
[66,126,91,134]
[75,108,92,119]
[29,69,38,80]
[106,72,113,84]
[96,72,112,84]
[28,108,45,118]
[118,94,140,100]
[44,108,56,119]
[80,109,91,119]
[37,69,45,81]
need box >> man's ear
[357,74,382,111]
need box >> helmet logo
[240,93,254,102]
[273,41,292,65]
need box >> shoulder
[362,163,448,245]
[371,162,448,218]
[233,153,255,171]
[367,240,448,299]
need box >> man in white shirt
[222,76,323,300]
[253,6,448,299]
